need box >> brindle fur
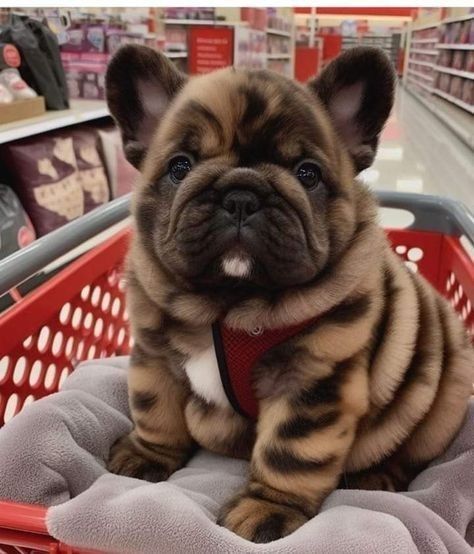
[105,45,474,542]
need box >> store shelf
[405,84,434,110]
[407,68,434,82]
[0,99,109,145]
[441,13,474,25]
[432,89,474,115]
[266,53,291,60]
[410,48,439,55]
[412,23,438,32]
[266,27,292,38]
[411,38,438,44]
[433,65,474,80]
[405,83,474,149]
[407,78,434,94]
[408,59,434,68]
[436,43,474,50]
[166,51,188,58]
[164,19,247,27]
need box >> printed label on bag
[33,174,84,220]
[3,44,21,68]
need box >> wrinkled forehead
[155,68,333,167]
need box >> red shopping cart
[0,191,472,553]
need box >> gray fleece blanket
[0,357,473,554]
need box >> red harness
[212,318,316,419]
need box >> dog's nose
[222,190,260,222]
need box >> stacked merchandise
[240,8,267,30]
[164,8,215,21]
[60,21,151,101]
[406,24,438,96]
[0,13,69,123]
[164,25,187,52]
[0,43,43,123]
[404,12,474,148]
[0,123,137,238]
[433,15,474,113]
[265,8,293,77]
[342,33,401,70]
[234,27,267,71]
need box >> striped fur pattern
[105,46,474,542]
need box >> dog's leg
[218,359,369,542]
[107,358,194,481]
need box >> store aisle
[363,84,473,209]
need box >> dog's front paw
[107,432,171,482]
[217,493,308,543]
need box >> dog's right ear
[106,45,187,168]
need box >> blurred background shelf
[266,27,292,37]
[165,51,188,58]
[433,66,474,79]
[267,53,291,59]
[0,100,109,145]
[436,44,474,50]
[432,89,474,114]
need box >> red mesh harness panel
[212,318,316,420]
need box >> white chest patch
[222,256,252,278]
[184,345,231,409]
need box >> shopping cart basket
[0,191,472,553]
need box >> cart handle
[377,191,474,243]
[0,194,131,297]
[0,191,472,298]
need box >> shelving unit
[412,60,435,68]
[341,34,400,67]
[410,48,438,55]
[164,19,246,26]
[266,53,291,60]
[411,38,438,44]
[407,78,434,94]
[165,51,188,58]
[163,11,296,78]
[0,100,109,145]
[434,65,474,79]
[266,27,292,38]
[407,68,434,81]
[436,44,474,50]
[266,18,295,78]
[432,89,474,114]
[404,14,474,149]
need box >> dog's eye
[169,156,192,184]
[295,161,322,190]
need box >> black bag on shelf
[0,14,69,110]
[0,183,36,261]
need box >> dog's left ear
[308,47,395,172]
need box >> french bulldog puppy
[105,45,473,542]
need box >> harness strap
[212,318,317,419]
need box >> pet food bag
[98,125,139,197]
[70,126,110,211]
[0,133,84,236]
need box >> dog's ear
[308,47,395,172]
[106,45,187,168]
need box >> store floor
[362,83,473,210]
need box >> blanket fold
[0,358,472,554]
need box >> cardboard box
[0,96,45,125]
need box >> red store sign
[188,27,234,75]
